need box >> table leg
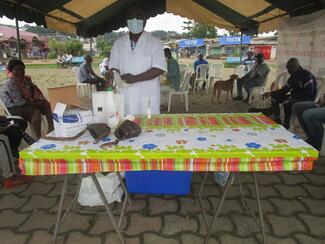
[60,174,83,225]
[90,174,125,244]
[194,172,209,206]
[237,172,260,228]
[195,172,209,229]
[53,175,69,243]
[117,172,132,206]
[253,172,267,244]
[204,172,234,244]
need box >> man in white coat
[108,7,166,115]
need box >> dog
[212,74,239,103]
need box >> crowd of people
[56,53,73,68]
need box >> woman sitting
[0,59,54,139]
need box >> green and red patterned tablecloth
[19,113,319,176]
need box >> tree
[182,21,216,38]
[64,39,83,55]
[23,24,57,35]
[48,38,83,58]
[96,36,112,57]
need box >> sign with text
[219,36,251,45]
[277,9,325,76]
[178,38,205,48]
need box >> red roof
[0,25,39,43]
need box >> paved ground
[1,90,325,244]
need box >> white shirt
[109,32,166,115]
[66,54,73,61]
[100,58,109,75]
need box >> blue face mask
[127,18,144,34]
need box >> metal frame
[52,172,131,244]
[196,172,266,244]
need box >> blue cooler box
[125,171,193,195]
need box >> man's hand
[121,73,138,84]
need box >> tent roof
[1,0,325,37]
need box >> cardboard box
[52,102,95,137]
[47,85,91,111]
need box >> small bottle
[147,97,151,120]
[105,87,119,128]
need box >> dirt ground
[0,58,277,100]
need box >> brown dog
[212,74,239,103]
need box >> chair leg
[320,127,325,157]
[168,93,172,112]
[248,87,255,104]
[185,94,189,112]
[206,79,209,95]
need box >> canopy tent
[1,0,325,37]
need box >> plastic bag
[78,172,124,207]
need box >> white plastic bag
[78,172,124,207]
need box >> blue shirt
[194,59,208,72]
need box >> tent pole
[89,38,93,56]
[15,18,22,60]
[239,31,243,64]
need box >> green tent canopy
[1,0,325,37]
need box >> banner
[277,9,325,76]
[219,36,251,45]
[178,39,205,48]
[254,46,272,60]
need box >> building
[0,25,49,58]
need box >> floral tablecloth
[19,113,319,176]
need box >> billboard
[178,38,205,48]
[219,36,251,45]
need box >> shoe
[233,96,243,100]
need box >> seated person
[242,51,255,73]
[292,101,325,150]
[190,54,208,89]
[264,58,317,129]
[79,55,109,91]
[56,54,63,67]
[65,53,73,67]
[234,53,270,102]
[0,59,54,139]
[160,48,181,107]
[0,116,28,158]
[100,52,110,78]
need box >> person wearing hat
[234,53,270,102]
[108,7,166,115]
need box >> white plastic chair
[0,134,16,178]
[234,65,246,78]
[194,64,209,92]
[168,71,192,112]
[179,67,187,89]
[208,63,224,93]
[0,96,47,138]
[72,67,92,97]
[248,69,270,104]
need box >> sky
[0,13,189,33]
[0,13,229,35]
[0,12,272,36]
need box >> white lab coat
[109,32,166,115]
